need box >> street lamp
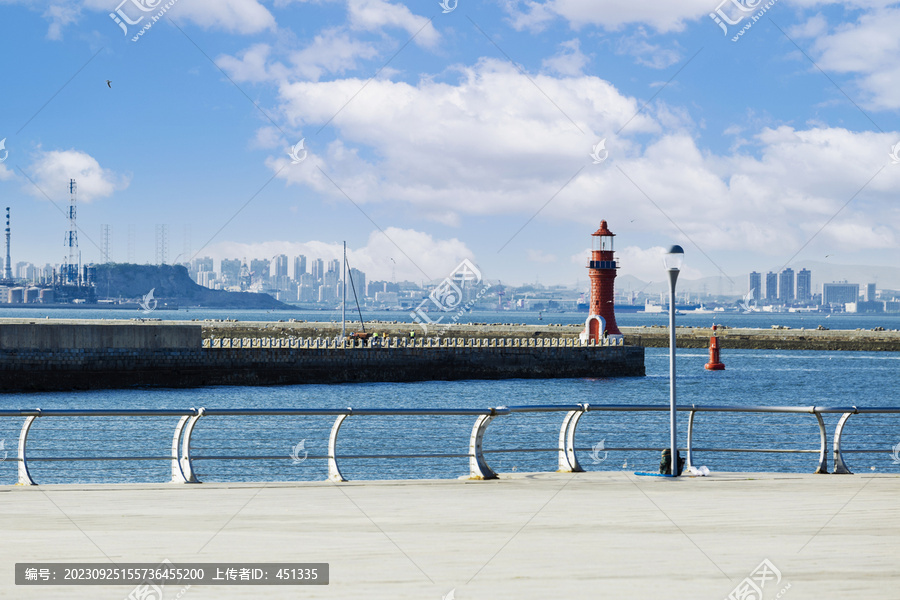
[664,245,684,477]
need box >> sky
[0,0,898,288]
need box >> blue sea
[0,308,898,484]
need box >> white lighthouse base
[579,314,606,344]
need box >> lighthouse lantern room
[580,220,623,344]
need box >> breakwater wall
[0,321,643,392]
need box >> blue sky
[1,0,898,289]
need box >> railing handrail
[4,405,898,418]
[4,403,898,485]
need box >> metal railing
[200,336,625,349]
[3,404,897,485]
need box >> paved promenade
[2,472,898,599]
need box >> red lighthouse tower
[580,220,622,344]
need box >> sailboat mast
[341,241,346,340]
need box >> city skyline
[0,2,898,288]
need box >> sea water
[1,343,897,485]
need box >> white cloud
[263,57,900,264]
[505,0,715,33]
[206,227,472,281]
[83,0,275,35]
[347,0,439,47]
[615,29,682,69]
[290,28,379,80]
[542,38,589,76]
[0,163,14,182]
[43,3,80,40]
[251,126,285,150]
[795,6,900,111]
[274,59,656,218]
[25,149,129,202]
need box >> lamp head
[664,245,684,271]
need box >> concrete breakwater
[0,321,643,392]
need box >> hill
[93,264,288,309]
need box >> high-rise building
[748,271,761,300]
[866,283,876,302]
[312,258,324,282]
[328,259,340,275]
[193,257,213,272]
[796,268,811,302]
[778,268,794,302]
[765,272,778,301]
[822,282,859,305]
[349,268,366,299]
[221,258,242,285]
[274,255,288,279]
[294,255,306,280]
[250,258,270,286]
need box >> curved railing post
[469,407,507,480]
[813,408,828,474]
[557,404,587,473]
[17,411,40,486]
[328,411,351,482]
[832,409,857,474]
[170,414,192,483]
[686,408,697,470]
[179,408,204,484]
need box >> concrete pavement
[2,472,898,599]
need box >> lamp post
[664,245,684,477]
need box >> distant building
[778,268,794,302]
[748,271,761,300]
[765,272,778,301]
[221,258,242,285]
[796,269,811,302]
[193,257,213,273]
[349,268,366,298]
[866,283,876,302]
[312,258,324,282]
[822,282,859,306]
[250,258,270,286]
[328,259,340,275]
[274,255,288,279]
[375,291,399,305]
[294,255,306,280]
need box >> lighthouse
[580,220,623,344]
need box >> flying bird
[106,80,112,88]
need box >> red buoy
[705,324,725,371]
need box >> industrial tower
[64,179,80,285]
